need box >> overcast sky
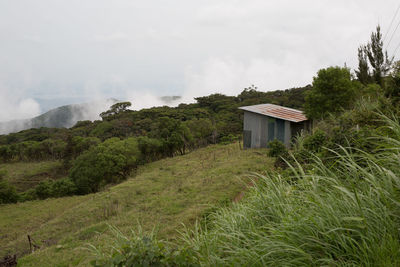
[0,0,399,121]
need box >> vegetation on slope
[90,105,400,267]
[0,143,272,266]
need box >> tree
[100,102,132,120]
[364,26,393,86]
[304,67,357,119]
[355,46,372,85]
[69,137,140,194]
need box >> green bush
[267,139,287,157]
[219,134,236,145]
[90,226,198,267]
[69,138,140,194]
[0,170,18,204]
[35,180,54,200]
[19,189,37,202]
[51,178,77,197]
[303,129,326,152]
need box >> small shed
[239,104,310,149]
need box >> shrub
[19,189,37,202]
[267,139,287,157]
[219,134,236,145]
[69,138,140,194]
[35,180,54,200]
[51,178,77,197]
[0,170,18,204]
[303,129,326,152]
[90,226,198,267]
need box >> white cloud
[0,0,399,122]
[0,86,41,122]
[93,32,131,42]
[182,55,316,103]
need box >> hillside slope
[0,143,272,266]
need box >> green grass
[0,161,64,192]
[0,143,273,266]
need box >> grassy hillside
[0,143,272,266]
[1,161,64,192]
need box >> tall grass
[179,114,400,266]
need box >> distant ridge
[0,95,183,134]
[0,99,117,135]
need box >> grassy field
[0,143,273,266]
[1,161,64,192]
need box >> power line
[393,41,400,58]
[383,3,400,43]
[385,17,400,50]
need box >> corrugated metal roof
[239,104,308,123]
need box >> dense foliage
[70,138,140,194]
[304,67,358,119]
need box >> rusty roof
[239,104,308,123]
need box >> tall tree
[355,45,371,85]
[364,26,393,86]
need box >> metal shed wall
[243,111,292,148]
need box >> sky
[0,0,400,121]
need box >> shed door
[276,119,285,142]
[243,130,252,149]
[267,118,275,143]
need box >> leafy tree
[304,67,357,119]
[137,136,163,162]
[100,102,132,121]
[90,121,114,139]
[69,138,140,194]
[155,117,193,156]
[184,118,215,147]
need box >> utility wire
[383,3,400,43]
[393,41,400,58]
[386,21,400,49]
[386,17,400,50]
